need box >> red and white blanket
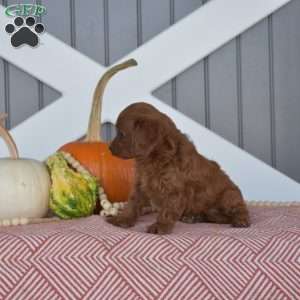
[0,206,299,300]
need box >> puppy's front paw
[146,223,173,235]
[231,217,250,228]
[106,215,136,228]
[232,221,250,228]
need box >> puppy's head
[110,103,175,159]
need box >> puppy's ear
[162,135,177,158]
[132,117,161,156]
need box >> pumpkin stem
[0,113,7,126]
[85,59,138,142]
[0,113,19,159]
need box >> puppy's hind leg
[219,189,250,227]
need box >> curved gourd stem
[0,113,6,126]
[85,58,138,142]
[0,113,19,159]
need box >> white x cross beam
[0,0,299,201]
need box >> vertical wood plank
[42,0,71,44]
[74,0,105,65]
[109,123,117,140]
[236,35,243,148]
[240,19,272,164]
[0,58,7,135]
[151,0,172,107]
[175,63,206,125]
[203,0,210,128]
[170,0,176,108]
[175,0,205,125]
[73,0,107,139]
[268,15,276,168]
[4,1,39,128]
[105,0,138,138]
[0,59,6,115]
[153,82,173,106]
[8,64,39,128]
[140,0,170,43]
[272,0,300,182]
[101,0,137,139]
[153,0,202,109]
[104,0,111,140]
[208,41,239,145]
[41,85,61,107]
[102,123,110,141]
[102,122,116,141]
[41,0,71,107]
[0,58,8,152]
[137,0,142,46]
[204,57,210,128]
[3,61,10,128]
[174,0,202,20]
[107,0,138,64]
[70,0,76,48]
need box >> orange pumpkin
[60,59,137,204]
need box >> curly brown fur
[107,102,250,234]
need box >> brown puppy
[107,102,250,234]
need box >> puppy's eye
[118,131,125,138]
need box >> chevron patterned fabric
[0,206,299,300]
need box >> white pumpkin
[0,159,50,219]
[0,113,50,221]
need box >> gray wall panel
[0,59,8,130]
[153,0,203,109]
[2,1,65,116]
[102,123,110,141]
[42,0,71,45]
[73,0,107,138]
[74,0,105,65]
[176,63,206,125]
[41,0,71,107]
[241,19,272,164]
[141,0,170,43]
[8,64,39,128]
[42,85,61,107]
[175,0,202,20]
[5,0,39,128]
[273,0,300,182]
[0,0,6,116]
[0,0,299,181]
[150,0,172,107]
[175,0,204,125]
[153,82,173,107]
[208,41,239,145]
[105,0,138,139]
[0,59,5,115]
[108,0,138,63]
[110,123,117,140]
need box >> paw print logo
[5,16,45,48]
